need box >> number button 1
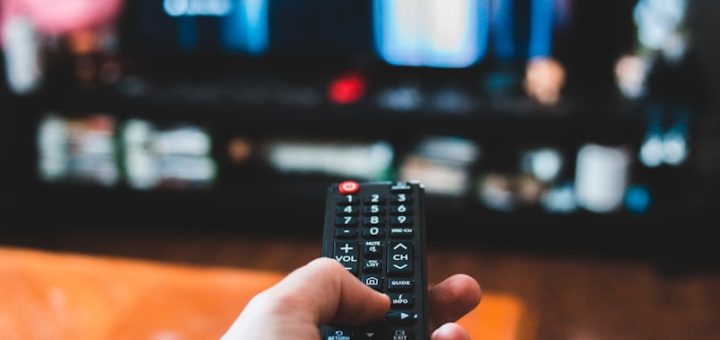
[337,195,359,205]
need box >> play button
[386,311,418,325]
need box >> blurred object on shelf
[520,148,563,183]
[478,173,514,212]
[639,105,664,168]
[327,71,366,105]
[661,106,690,166]
[515,175,544,206]
[625,184,651,215]
[524,57,565,106]
[615,54,649,99]
[429,87,475,113]
[37,114,118,186]
[541,182,577,214]
[2,16,42,95]
[639,104,690,168]
[634,0,688,63]
[227,137,253,165]
[575,144,630,213]
[122,119,216,190]
[264,140,394,180]
[373,0,488,68]
[400,136,480,196]
[376,83,424,112]
[615,0,691,100]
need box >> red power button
[338,180,360,194]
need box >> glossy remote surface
[321,181,428,340]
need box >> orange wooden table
[0,247,535,339]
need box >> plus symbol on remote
[341,244,354,253]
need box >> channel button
[387,242,413,276]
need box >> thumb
[260,258,390,325]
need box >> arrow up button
[387,242,413,276]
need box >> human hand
[222,258,481,340]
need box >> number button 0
[363,227,385,239]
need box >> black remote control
[321,181,428,340]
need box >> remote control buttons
[338,181,360,195]
[337,195,359,205]
[335,228,358,239]
[336,205,359,216]
[364,242,383,258]
[336,217,358,227]
[364,194,386,204]
[362,274,383,291]
[334,242,359,275]
[387,279,414,292]
[390,228,413,238]
[391,193,412,204]
[390,329,414,340]
[388,242,413,276]
[363,216,384,227]
[363,227,385,239]
[323,329,353,340]
[363,205,386,215]
[390,216,412,227]
[390,293,415,308]
[386,311,418,325]
[390,204,411,215]
[390,182,412,192]
[363,259,382,273]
